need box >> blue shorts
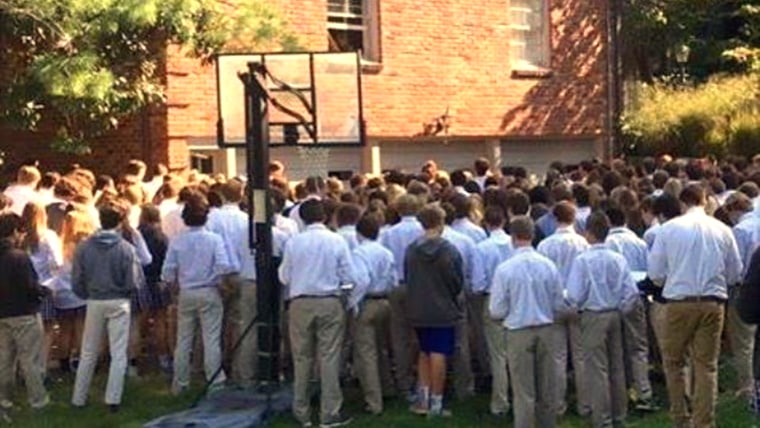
[415,327,456,356]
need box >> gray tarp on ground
[144,387,292,428]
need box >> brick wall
[1,0,610,177]
[168,0,610,141]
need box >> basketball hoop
[296,146,331,178]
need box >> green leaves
[623,75,760,157]
[0,0,299,152]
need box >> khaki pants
[726,296,756,397]
[622,298,653,400]
[72,299,131,406]
[483,296,510,414]
[173,288,225,393]
[0,314,47,408]
[389,286,416,393]
[289,297,346,425]
[650,301,694,398]
[553,313,589,414]
[353,298,392,413]
[221,275,242,365]
[661,301,724,428]
[231,281,258,387]
[507,325,556,428]
[453,299,475,399]
[581,311,627,427]
[467,292,490,376]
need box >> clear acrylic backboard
[215,51,365,147]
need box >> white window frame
[508,0,551,71]
[327,0,381,63]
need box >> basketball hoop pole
[243,62,279,384]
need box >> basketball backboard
[215,51,365,147]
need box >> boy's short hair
[508,216,534,241]
[300,199,326,225]
[181,193,210,227]
[356,212,381,240]
[335,203,363,227]
[99,199,128,230]
[0,213,23,240]
[417,205,446,231]
[553,201,577,224]
[586,211,611,241]
[483,206,505,229]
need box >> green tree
[621,0,759,82]
[0,0,298,153]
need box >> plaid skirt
[133,282,173,312]
[40,295,56,321]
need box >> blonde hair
[61,209,95,262]
[17,166,41,185]
[20,202,47,253]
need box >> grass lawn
[4,360,759,427]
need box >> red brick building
[2,0,616,179]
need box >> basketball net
[296,146,331,178]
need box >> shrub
[622,75,760,158]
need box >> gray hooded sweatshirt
[72,230,143,301]
[404,235,465,327]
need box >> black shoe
[108,404,120,413]
[320,413,352,428]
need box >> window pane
[509,0,548,68]
[328,28,364,53]
[327,0,362,16]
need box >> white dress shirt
[207,203,248,272]
[566,244,638,312]
[3,184,38,216]
[474,229,513,294]
[443,226,485,293]
[537,225,589,282]
[648,207,742,300]
[489,247,565,330]
[279,223,366,299]
[379,216,424,283]
[349,239,397,313]
[452,218,487,243]
[605,226,648,271]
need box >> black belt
[582,308,617,314]
[292,294,340,300]
[366,295,388,300]
[667,295,726,304]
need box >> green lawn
[4,362,760,428]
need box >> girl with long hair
[20,202,63,372]
[53,209,94,372]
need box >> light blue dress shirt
[452,218,487,243]
[605,227,648,271]
[643,223,660,250]
[237,226,290,281]
[161,227,233,289]
[349,239,397,313]
[733,206,760,273]
[648,207,743,300]
[379,216,424,283]
[207,204,248,272]
[537,226,589,282]
[474,229,513,294]
[28,229,63,287]
[443,226,485,293]
[337,225,360,251]
[279,223,367,299]
[488,247,565,330]
[566,244,638,312]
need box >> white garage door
[500,139,601,174]
[379,141,491,173]
[235,146,363,181]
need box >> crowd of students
[2,154,760,428]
